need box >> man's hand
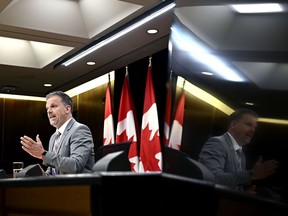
[20,134,44,160]
[251,156,279,180]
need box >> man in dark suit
[198,108,278,194]
[20,91,95,175]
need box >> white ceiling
[169,0,288,119]
[1,0,124,68]
[174,3,288,91]
[0,0,171,96]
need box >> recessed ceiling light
[245,102,254,106]
[61,2,175,67]
[147,29,158,34]
[231,3,284,13]
[44,83,52,87]
[87,61,95,65]
[201,71,213,76]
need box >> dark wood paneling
[1,99,53,175]
[0,99,3,161]
[76,84,108,150]
[5,185,91,215]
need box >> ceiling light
[0,94,45,101]
[87,61,96,65]
[171,25,246,82]
[177,76,288,125]
[201,71,213,76]
[231,3,284,13]
[245,102,254,106]
[0,71,115,101]
[44,84,52,87]
[147,29,158,34]
[65,71,114,97]
[176,76,234,116]
[61,2,175,67]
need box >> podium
[0,172,286,216]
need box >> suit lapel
[57,118,76,152]
[223,133,240,171]
[62,118,75,135]
[52,118,76,153]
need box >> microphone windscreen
[15,164,43,178]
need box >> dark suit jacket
[43,118,95,175]
[198,132,251,189]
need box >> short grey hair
[46,91,73,113]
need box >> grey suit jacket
[198,132,251,189]
[43,118,95,175]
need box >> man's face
[46,95,70,129]
[231,114,258,146]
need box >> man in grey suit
[198,108,278,194]
[20,91,95,175]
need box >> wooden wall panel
[1,99,53,175]
[0,98,3,161]
[5,185,91,216]
[76,83,108,150]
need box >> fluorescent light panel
[177,76,234,116]
[62,2,176,66]
[258,117,288,125]
[0,94,46,102]
[171,25,246,82]
[65,71,115,97]
[176,76,288,125]
[0,71,115,101]
[231,3,284,13]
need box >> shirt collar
[227,132,242,151]
[57,117,72,135]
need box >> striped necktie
[53,131,61,153]
[51,131,61,175]
[236,149,244,171]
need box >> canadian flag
[168,87,185,150]
[103,77,115,145]
[139,57,162,172]
[116,68,140,172]
[163,72,172,146]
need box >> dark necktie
[236,149,245,171]
[235,148,246,191]
[53,131,61,153]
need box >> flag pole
[163,70,173,146]
[125,65,128,76]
